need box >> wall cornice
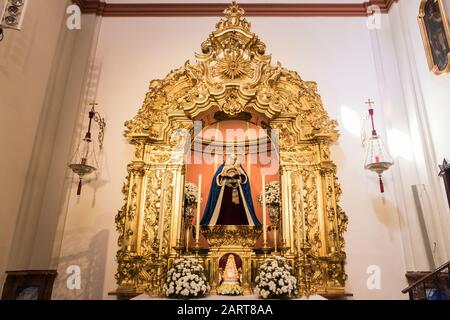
[73,0,399,17]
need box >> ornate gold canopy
[115,1,348,298]
[124,1,338,142]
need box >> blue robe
[201,164,261,226]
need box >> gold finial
[224,1,245,23]
[215,1,250,32]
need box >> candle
[195,174,202,244]
[296,190,301,254]
[159,179,166,255]
[299,175,306,243]
[262,175,267,245]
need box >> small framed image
[15,286,41,300]
[418,0,450,75]
[1,270,57,300]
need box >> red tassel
[379,175,385,193]
[77,179,83,196]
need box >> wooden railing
[402,261,450,300]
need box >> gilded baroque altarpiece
[115,2,348,298]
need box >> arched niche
[185,119,279,249]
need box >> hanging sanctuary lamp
[69,102,106,196]
[364,99,393,193]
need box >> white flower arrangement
[164,258,210,299]
[217,283,242,296]
[184,182,199,206]
[254,256,298,299]
[258,181,281,207]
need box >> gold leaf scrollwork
[116,1,348,298]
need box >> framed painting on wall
[1,270,57,300]
[418,0,450,75]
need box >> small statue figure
[217,254,242,295]
[223,254,240,283]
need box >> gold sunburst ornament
[216,50,252,79]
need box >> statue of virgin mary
[201,154,261,226]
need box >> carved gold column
[280,166,295,256]
[272,117,299,257]
[115,139,188,296]
[276,129,348,296]
[170,163,185,256]
[145,147,185,258]
[115,139,149,294]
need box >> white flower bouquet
[254,256,298,299]
[217,283,242,296]
[164,258,210,299]
[184,183,198,206]
[258,181,281,207]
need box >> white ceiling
[106,0,364,3]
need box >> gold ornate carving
[201,225,262,248]
[215,50,253,80]
[123,0,338,140]
[116,1,348,298]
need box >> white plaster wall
[386,0,450,265]
[27,13,103,271]
[51,15,410,300]
[0,0,69,295]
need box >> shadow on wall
[81,176,110,208]
[371,197,401,238]
[52,229,109,300]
